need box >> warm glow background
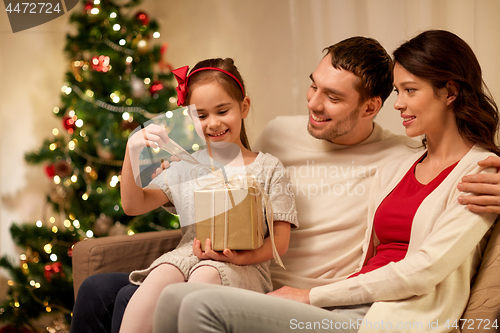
[1,0,499,294]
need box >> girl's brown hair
[185,58,251,150]
[393,30,500,155]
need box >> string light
[82,193,89,200]
[36,220,43,227]
[113,24,121,31]
[90,8,99,15]
[119,39,126,46]
[110,12,117,18]
[86,230,94,238]
[44,244,52,254]
[166,111,173,118]
[64,219,71,228]
[53,107,59,114]
[52,226,58,233]
[73,220,80,228]
[50,254,58,261]
[53,176,61,184]
[52,128,59,135]
[49,143,57,151]
[144,77,151,84]
[49,216,56,223]
[153,32,160,38]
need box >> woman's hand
[193,238,241,264]
[127,123,169,154]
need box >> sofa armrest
[72,229,182,299]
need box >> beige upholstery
[72,223,500,324]
[72,229,182,299]
[462,220,500,332]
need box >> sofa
[72,221,500,333]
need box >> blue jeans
[69,273,137,333]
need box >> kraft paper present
[195,186,264,251]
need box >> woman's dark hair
[185,58,250,150]
[393,29,499,154]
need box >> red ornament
[91,55,110,73]
[84,1,93,12]
[62,116,76,134]
[44,164,55,178]
[149,80,164,95]
[135,11,149,25]
[44,262,64,282]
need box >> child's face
[189,82,249,148]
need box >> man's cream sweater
[253,115,415,290]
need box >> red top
[349,155,458,278]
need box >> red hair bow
[172,65,189,106]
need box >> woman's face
[393,62,454,139]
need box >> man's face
[307,54,365,145]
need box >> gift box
[195,186,265,251]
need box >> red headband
[171,65,245,106]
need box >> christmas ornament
[91,55,111,73]
[44,164,56,178]
[93,213,114,236]
[135,11,149,26]
[84,1,93,12]
[62,116,76,133]
[44,262,65,282]
[149,80,164,95]
[54,160,72,178]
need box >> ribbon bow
[172,65,189,106]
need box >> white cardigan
[309,145,498,332]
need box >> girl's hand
[127,124,169,154]
[193,238,241,264]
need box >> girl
[154,30,499,333]
[119,58,298,333]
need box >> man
[70,37,500,333]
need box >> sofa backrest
[462,219,500,332]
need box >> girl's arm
[121,124,170,216]
[192,221,291,265]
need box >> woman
[152,30,499,333]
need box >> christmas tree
[0,0,180,330]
